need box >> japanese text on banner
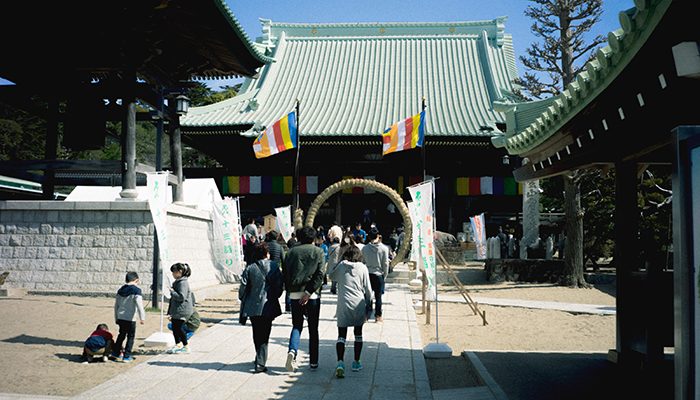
[408,181,437,301]
[147,173,170,295]
[212,197,244,276]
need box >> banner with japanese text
[470,213,487,259]
[274,205,294,242]
[147,172,170,296]
[408,180,437,301]
[212,197,244,276]
[406,201,420,265]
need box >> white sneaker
[285,351,297,372]
[166,345,182,354]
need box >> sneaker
[352,360,363,371]
[166,345,182,354]
[102,356,109,362]
[108,353,120,361]
[178,346,190,354]
[335,361,345,378]
[285,351,297,372]
[120,356,134,363]
[254,364,268,373]
[310,363,318,370]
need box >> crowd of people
[238,219,397,377]
[81,219,397,380]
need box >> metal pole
[293,100,301,215]
[431,178,439,342]
[421,97,427,181]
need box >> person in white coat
[327,245,373,378]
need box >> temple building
[181,18,523,234]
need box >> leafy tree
[518,0,606,287]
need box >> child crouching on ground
[81,323,114,363]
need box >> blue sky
[0,1,635,88]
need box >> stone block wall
[0,201,234,297]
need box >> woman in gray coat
[327,245,373,378]
[239,242,284,373]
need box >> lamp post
[174,94,190,116]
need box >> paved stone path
[438,294,616,315]
[70,283,433,400]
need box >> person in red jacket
[81,323,114,363]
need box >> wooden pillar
[613,160,639,364]
[169,113,184,203]
[42,98,58,199]
[335,194,342,225]
[119,98,138,199]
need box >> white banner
[470,213,487,259]
[408,180,437,301]
[275,205,294,242]
[406,201,420,265]
[212,197,245,276]
[147,172,170,296]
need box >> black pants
[250,316,273,367]
[172,319,189,346]
[114,319,136,357]
[369,274,385,317]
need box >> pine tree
[517,0,606,287]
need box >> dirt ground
[0,292,240,397]
[0,264,616,396]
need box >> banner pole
[292,100,301,215]
[421,97,427,181]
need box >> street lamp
[502,154,510,165]
[175,94,190,116]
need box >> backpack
[186,309,201,331]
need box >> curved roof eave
[502,0,672,156]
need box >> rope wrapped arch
[305,178,412,267]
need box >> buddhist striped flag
[253,112,298,159]
[382,110,425,156]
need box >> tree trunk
[561,173,590,287]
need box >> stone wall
[0,200,233,297]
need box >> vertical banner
[408,181,437,301]
[212,197,245,277]
[406,201,421,265]
[470,213,487,259]
[147,172,170,295]
[275,205,294,242]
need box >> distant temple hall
[181,18,522,234]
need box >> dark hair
[367,228,379,242]
[296,226,316,244]
[253,242,269,262]
[265,230,278,241]
[331,236,340,244]
[125,271,139,283]
[170,262,191,277]
[96,323,109,331]
[342,245,363,262]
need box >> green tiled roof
[492,0,672,155]
[182,18,520,137]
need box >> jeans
[288,298,320,365]
[114,319,136,357]
[369,274,385,317]
[251,316,273,367]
